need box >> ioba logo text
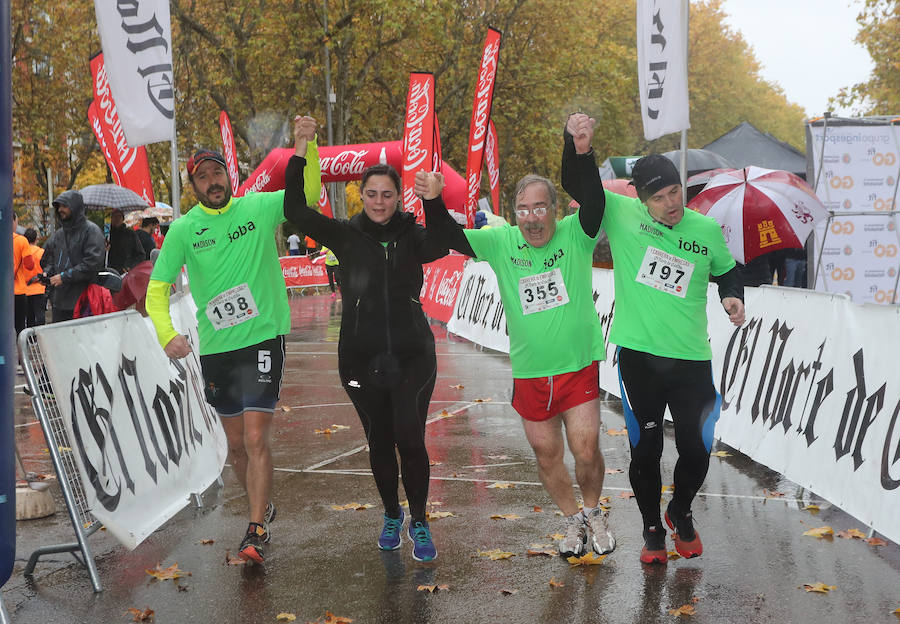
[678,238,709,256]
[228,221,257,242]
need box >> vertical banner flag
[89,53,156,206]
[401,73,436,224]
[485,119,500,215]
[433,115,443,173]
[93,0,175,146]
[464,28,502,228]
[219,111,241,196]
[637,0,690,141]
[317,184,334,219]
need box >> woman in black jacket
[284,125,448,562]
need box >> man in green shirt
[146,115,320,564]
[562,113,745,565]
[420,114,616,559]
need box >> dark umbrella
[79,184,150,212]
[662,149,736,177]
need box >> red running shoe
[640,526,668,564]
[665,504,703,558]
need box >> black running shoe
[239,523,268,564]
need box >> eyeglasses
[514,206,548,219]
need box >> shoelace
[564,517,585,542]
[382,516,403,537]
[411,523,432,545]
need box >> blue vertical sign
[0,0,17,587]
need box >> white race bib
[205,283,260,330]
[518,268,569,315]
[635,246,694,298]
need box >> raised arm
[561,113,606,238]
[417,171,475,257]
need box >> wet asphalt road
[6,294,900,623]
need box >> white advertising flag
[93,0,175,146]
[637,0,690,141]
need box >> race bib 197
[518,268,569,315]
[635,246,694,298]
[205,282,260,330]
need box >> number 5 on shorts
[258,350,272,373]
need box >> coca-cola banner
[419,252,467,324]
[280,255,328,289]
[401,73,436,224]
[464,28,502,228]
[318,184,334,219]
[219,111,241,195]
[485,119,500,215]
[89,53,156,206]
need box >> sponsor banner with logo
[401,73,436,224]
[420,253,467,324]
[89,53,156,206]
[464,28,502,229]
[93,1,175,146]
[637,0,690,140]
[485,120,501,215]
[34,296,227,549]
[280,255,328,289]
[808,123,900,303]
[447,259,509,352]
[219,111,241,195]
[317,184,333,219]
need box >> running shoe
[665,502,703,558]
[378,510,405,551]
[640,525,667,564]
[263,501,276,543]
[408,520,437,562]
[238,523,268,564]
[558,513,588,558]
[585,507,617,555]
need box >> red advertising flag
[433,114,443,173]
[219,111,241,196]
[317,184,333,219]
[464,27,502,228]
[401,73,436,224]
[89,53,155,206]
[485,119,500,216]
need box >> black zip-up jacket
[283,155,449,357]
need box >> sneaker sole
[664,512,702,558]
[592,536,617,555]
[640,548,668,564]
[411,551,437,562]
[238,546,264,564]
[378,540,402,551]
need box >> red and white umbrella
[687,166,828,263]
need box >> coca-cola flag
[401,73,436,224]
[485,119,500,215]
[318,185,333,219]
[219,111,241,195]
[89,53,155,206]
[637,0,690,140]
[433,114,443,173]
[93,0,175,146]
[464,28,502,229]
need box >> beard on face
[197,183,231,210]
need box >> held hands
[414,170,445,200]
[722,297,745,327]
[293,115,318,156]
[566,113,595,155]
[164,334,192,359]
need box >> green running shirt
[465,214,605,379]
[603,192,735,360]
[151,191,290,355]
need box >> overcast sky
[717,0,874,118]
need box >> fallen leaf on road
[710,450,731,458]
[490,513,521,520]
[803,526,834,539]
[314,428,333,435]
[145,563,190,580]
[800,583,836,593]
[661,484,674,493]
[598,496,611,505]
[426,511,455,520]
[125,607,154,621]
[224,551,246,566]
[667,550,682,560]
[532,505,543,512]
[764,489,785,498]
[280,405,291,412]
[803,504,821,514]
[331,424,350,430]
[606,428,628,436]
[449,384,464,389]
[526,548,557,556]
[478,549,515,560]
[547,533,565,540]
[604,468,623,474]
[417,584,449,592]
[668,604,696,616]
[275,613,296,622]
[567,552,607,565]
[331,502,375,511]
[619,491,635,499]
[892,607,900,619]
[429,460,442,466]
[498,588,518,595]
[486,455,509,460]
[836,528,867,540]
[473,397,492,403]
[867,537,887,546]
[323,612,353,624]
[487,482,514,489]
[199,539,214,545]
[549,578,564,588]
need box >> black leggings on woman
[617,347,721,530]
[339,349,437,523]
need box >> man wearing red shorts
[419,114,615,558]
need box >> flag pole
[170,115,180,219]
[679,0,689,192]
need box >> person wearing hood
[41,190,106,322]
[283,116,449,563]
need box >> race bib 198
[635,246,694,298]
[205,282,260,330]
[518,268,569,315]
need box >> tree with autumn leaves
[10,0,877,221]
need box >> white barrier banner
[447,260,509,353]
[35,295,227,549]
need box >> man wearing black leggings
[561,114,745,564]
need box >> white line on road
[460,462,525,469]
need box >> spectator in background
[107,208,145,272]
[304,234,317,256]
[739,254,775,288]
[136,217,159,260]
[12,212,34,337]
[286,232,302,256]
[22,228,46,327]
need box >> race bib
[518,268,569,315]
[205,283,260,330]
[635,246,694,298]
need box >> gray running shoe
[586,507,616,555]
[558,514,588,558]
